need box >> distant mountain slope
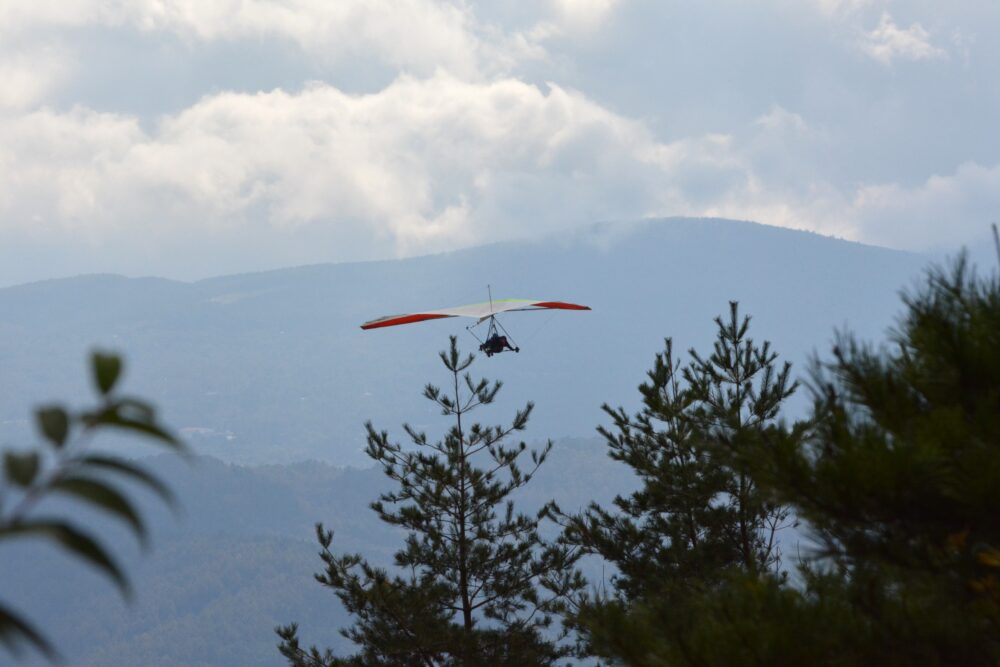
[0,218,927,465]
[7,438,634,667]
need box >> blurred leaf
[78,455,176,507]
[0,521,130,597]
[0,600,58,662]
[106,415,180,448]
[81,404,181,450]
[50,476,147,547]
[4,451,40,487]
[91,352,122,396]
[35,406,69,448]
[117,398,155,423]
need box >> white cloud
[862,12,946,64]
[634,105,1000,249]
[0,45,69,110]
[0,0,996,283]
[0,0,631,92]
[0,1,112,33]
[641,110,856,242]
[548,0,620,30]
[2,80,991,282]
[0,84,855,277]
[0,75,662,268]
[0,0,584,87]
[851,162,1000,249]
[133,0,494,77]
[0,106,145,234]
[753,106,812,134]
[0,0,548,80]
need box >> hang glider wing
[360,299,590,330]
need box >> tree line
[278,255,1000,666]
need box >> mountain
[7,439,635,667]
[0,218,929,466]
[0,217,956,666]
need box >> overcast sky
[1,0,997,285]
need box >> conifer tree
[575,257,1000,665]
[277,337,583,666]
[550,303,795,594]
[748,255,1000,664]
[546,303,798,658]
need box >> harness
[466,314,518,351]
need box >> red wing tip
[361,313,454,330]
[533,301,591,311]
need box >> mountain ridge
[0,217,927,466]
[0,217,912,292]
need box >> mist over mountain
[0,218,929,467]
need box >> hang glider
[360,299,590,330]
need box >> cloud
[0,74,668,278]
[752,106,816,138]
[862,12,946,64]
[851,162,1000,250]
[0,1,110,33]
[0,45,69,110]
[0,0,996,284]
[130,0,495,78]
[548,0,620,30]
[641,110,856,242]
[1,78,992,284]
[0,0,633,95]
[637,105,1000,250]
[0,0,549,81]
[0,106,145,233]
[0,81,851,279]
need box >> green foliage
[550,303,797,596]
[36,408,69,448]
[0,351,181,662]
[546,302,800,660]
[746,256,1000,664]
[277,337,584,666]
[91,352,123,396]
[579,257,1000,666]
[578,568,868,667]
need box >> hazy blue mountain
[0,218,931,466]
[1,217,973,667]
[7,438,634,667]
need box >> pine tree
[547,303,798,657]
[551,303,795,592]
[277,337,583,666]
[575,257,1000,666]
[750,255,1000,664]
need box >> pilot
[480,334,519,357]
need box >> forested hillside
[7,439,633,666]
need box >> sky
[1,0,998,285]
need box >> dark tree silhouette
[278,337,583,666]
